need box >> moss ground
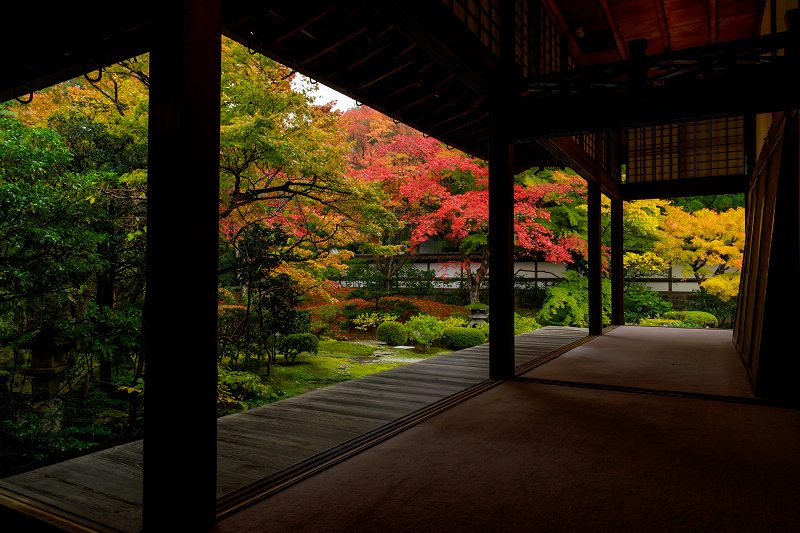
[259,341,452,399]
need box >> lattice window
[444,0,501,57]
[608,131,620,181]
[627,117,746,182]
[584,133,596,160]
[515,0,533,77]
[540,7,561,74]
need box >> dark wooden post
[587,180,603,335]
[146,0,221,529]
[610,197,624,325]
[488,0,516,379]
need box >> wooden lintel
[514,60,800,141]
[619,175,750,200]
[599,0,629,59]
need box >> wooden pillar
[610,197,624,325]
[146,0,221,529]
[587,180,603,335]
[489,0,516,379]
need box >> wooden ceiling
[556,0,761,63]
[0,0,772,173]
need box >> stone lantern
[465,304,489,328]
[21,329,73,398]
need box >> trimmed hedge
[663,310,718,328]
[442,327,485,350]
[376,321,408,346]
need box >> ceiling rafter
[346,59,415,92]
[709,0,718,44]
[598,0,629,59]
[261,5,340,49]
[653,0,672,51]
[296,27,369,66]
[321,42,392,80]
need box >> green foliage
[406,314,444,346]
[686,288,737,329]
[639,318,687,327]
[345,263,396,310]
[465,302,489,311]
[376,321,408,346]
[442,327,485,350]
[538,272,611,328]
[663,311,718,328]
[217,367,283,415]
[474,323,490,341]
[514,313,541,335]
[470,313,541,341]
[396,263,436,296]
[351,312,398,331]
[0,389,135,476]
[671,194,745,213]
[623,285,672,324]
[281,333,319,363]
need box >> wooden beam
[610,198,624,325]
[654,0,672,51]
[587,180,603,335]
[619,175,750,200]
[599,0,629,59]
[488,0,516,380]
[514,59,800,141]
[146,0,220,529]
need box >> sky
[293,74,356,112]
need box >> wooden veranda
[2,0,800,530]
[1,327,591,532]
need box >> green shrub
[442,327,485,350]
[475,322,490,341]
[514,313,541,335]
[663,311,718,328]
[537,272,611,327]
[465,302,490,311]
[351,312,399,331]
[639,318,686,327]
[406,314,444,346]
[687,288,737,328]
[376,321,408,346]
[623,285,672,324]
[281,333,319,361]
[218,367,283,415]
